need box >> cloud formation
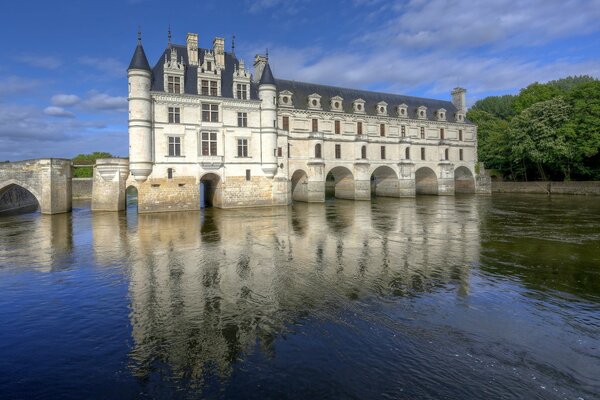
[14,54,62,69]
[43,106,75,118]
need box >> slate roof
[259,63,276,85]
[150,44,259,99]
[275,79,469,123]
[128,42,151,71]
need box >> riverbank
[492,181,600,195]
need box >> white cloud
[51,94,81,107]
[0,76,42,97]
[78,56,127,78]
[43,106,75,118]
[82,92,127,112]
[247,0,307,15]
[14,54,62,69]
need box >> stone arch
[370,165,399,197]
[454,166,475,193]
[200,173,222,208]
[325,166,355,200]
[0,180,42,215]
[290,169,309,202]
[125,185,139,210]
[415,167,438,195]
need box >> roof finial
[231,34,236,55]
[168,25,172,46]
[266,48,269,62]
[137,26,142,43]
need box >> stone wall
[137,176,200,213]
[72,178,93,199]
[492,181,600,195]
[221,176,279,208]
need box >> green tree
[72,152,113,178]
[467,109,513,177]
[547,75,597,92]
[470,94,516,120]
[512,83,562,114]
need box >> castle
[127,32,489,212]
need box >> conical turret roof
[259,62,275,86]
[128,42,151,71]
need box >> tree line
[467,76,600,181]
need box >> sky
[1,0,599,161]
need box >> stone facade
[126,32,490,212]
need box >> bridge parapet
[91,158,130,212]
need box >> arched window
[315,143,322,158]
[361,145,367,159]
[405,147,410,160]
[444,148,449,160]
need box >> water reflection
[108,197,481,383]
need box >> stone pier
[91,158,130,212]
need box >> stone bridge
[0,159,72,215]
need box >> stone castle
[125,31,489,212]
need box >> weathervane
[168,25,172,46]
[137,26,141,43]
[232,34,236,55]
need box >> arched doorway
[454,166,475,193]
[415,167,438,195]
[200,173,222,208]
[325,166,354,200]
[290,169,309,202]
[0,183,40,215]
[370,166,399,197]
[126,186,138,212]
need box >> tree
[467,109,512,177]
[72,152,114,178]
[547,75,597,92]
[470,94,516,120]
[512,83,562,114]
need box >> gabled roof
[274,79,471,123]
[128,42,151,71]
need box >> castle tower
[451,87,467,113]
[258,62,278,177]
[128,31,153,182]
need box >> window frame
[168,136,182,157]
[237,112,248,127]
[312,118,318,132]
[201,103,219,122]
[168,107,181,124]
[201,131,218,156]
[237,138,248,158]
[381,146,386,160]
[167,76,181,94]
[335,144,341,159]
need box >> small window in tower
[357,121,363,135]
[401,125,406,137]
[405,147,410,160]
[335,144,341,159]
[459,149,464,161]
[421,147,425,160]
[380,124,385,136]
[277,147,283,157]
[282,116,289,131]
[381,146,386,160]
[459,129,463,141]
[312,118,318,132]
[420,127,425,139]
[440,128,445,140]
[361,145,367,159]
[335,120,341,134]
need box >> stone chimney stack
[186,33,198,66]
[213,37,225,69]
[253,54,267,83]
[451,87,467,112]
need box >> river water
[0,194,599,399]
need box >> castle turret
[259,62,278,177]
[128,31,153,182]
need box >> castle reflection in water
[1,197,481,382]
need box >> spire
[168,25,172,47]
[128,29,151,71]
[259,61,275,86]
[231,34,235,56]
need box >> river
[0,194,599,399]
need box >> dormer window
[456,112,465,123]
[353,99,366,114]
[279,90,293,107]
[377,101,388,116]
[330,96,343,112]
[167,76,181,94]
[236,83,248,100]
[437,108,446,121]
[308,93,322,110]
[207,61,212,71]
[417,106,427,120]
[397,104,408,118]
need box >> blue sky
[1,0,599,161]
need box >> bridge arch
[125,185,138,211]
[454,166,475,193]
[415,167,438,195]
[0,180,41,214]
[200,173,222,208]
[325,166,355,200]
[370,165,399,197]
[290,169,309,202]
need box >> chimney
[213,37,225,69]
[186,33,198,66]
[253,54,267,83]
[451,87,467,112]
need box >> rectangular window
[335,120,341,134]
[246,169,251,181]
[167,168,173,179]
[168,107,180,124]
[312,118,318,132]
[401,125,406,137]
[357,121,363,135]
[420,127,425,139]
[381,146,386,160]
[237,139,248,157]
[168,136,181,156]
[440,128,445,140]
[459,149,464,161]
[459,129,463,141]
[201,80,218,96]
[167,76,181,93]
[380,123,385,136]
[277,147,283,157]
[201,132,218,156]
[335,144,341,159]
[236,83,248,100]
[206,61,212,71]
[421,147,425,160]
[282,116,289,131]
[202,104,219,122]
[237,112,247,127]
[210,81,218,96]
